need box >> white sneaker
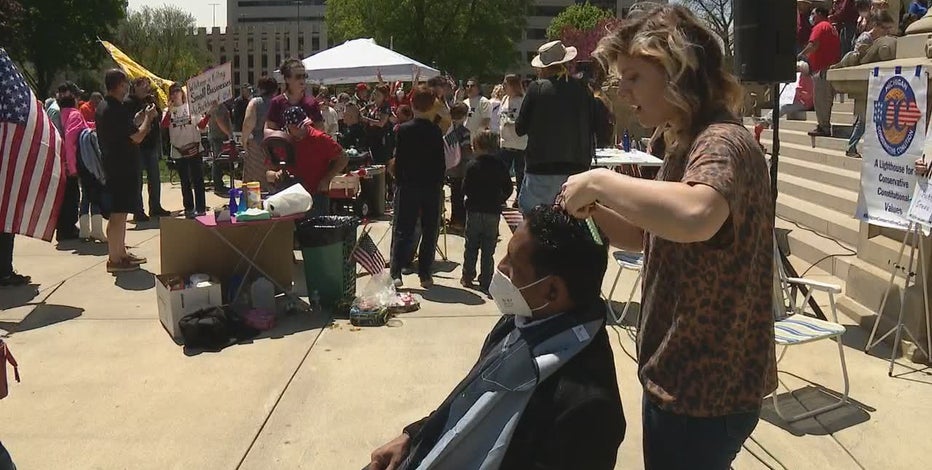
[393,277,403,289]
[90,214,108,242]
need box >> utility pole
[209,3,220,28]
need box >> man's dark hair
[813,6,830,17]
[279,58,304,79]
[524,205,608,307]
[855,0,871,10]
[410,85,435,112]
[104,69,127,92]
[257,76,278,95]
[132,76,150,87]
[427,76,446,88]
[310,83,321,96]
[450,102,469,120]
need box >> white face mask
[488,269,550,317]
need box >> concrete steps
[778,173,858,215]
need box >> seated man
[267,106,349,217]
[368,205,626,470]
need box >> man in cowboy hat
[515,40,595,214]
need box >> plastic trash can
[296,216,359,309]
[360,165,386,217]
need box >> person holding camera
[96,69,157,273]
[162,83,207,219]
[124,77,170,221]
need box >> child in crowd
[461,130,513,293]
[338,103,367,150]
[446,102,473,232]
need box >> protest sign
[907,177,932,229]
[187,62,233,116]
[856,66,927,230]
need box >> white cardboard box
[156,274,224,340]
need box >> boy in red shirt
[267,106,348,217]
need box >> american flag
[0,48,65,242]
[876,98,923,128]
[352,230,386,275]
[502,208,524,234]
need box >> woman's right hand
[368,434,410,470]
[916,158,930,177]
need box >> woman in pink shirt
[61,105,107,241]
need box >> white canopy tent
[293,38,441,85]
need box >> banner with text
[856,66,927,230]
[187,62,232,116]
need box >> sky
[127,0,228,29]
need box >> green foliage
[114,5,212,83]
[0,0,24,48]
[547,2,613,40]
[8,0,126,96]
[327,0,532,78]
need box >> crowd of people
[776,0,926,158]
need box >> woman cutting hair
[559,5,776,469]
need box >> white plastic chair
[605,251,644,326]
[771,241,850,422]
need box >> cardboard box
[159,217,295,290]
[155,274,224,340]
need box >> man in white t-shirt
[463,78,491,134]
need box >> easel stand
[865,221,932,375]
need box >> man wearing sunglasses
[462,78,491,135]
[265,58,324,134]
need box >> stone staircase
[748,99,917,335]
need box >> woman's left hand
[560,169,612,217]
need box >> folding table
[194,212,304,302]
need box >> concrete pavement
[1,183,930,469]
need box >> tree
[114,5,212,82]
[8,0,126,96]
[682,0,734,57]
[547,2,614,40]
[0,0,24,48]
[327,0,532,79]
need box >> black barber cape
[400,301,626,470]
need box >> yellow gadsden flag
[99,40,174,108]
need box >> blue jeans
[848,114,865,155]
[463,212,500,288]
[518,173,568,214]
[642,395,760,470]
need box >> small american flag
[352,230,386,275]
[0,48,65,242]
[502,208,524,234]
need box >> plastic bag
[354,271,397,309]
[264,183,312,217]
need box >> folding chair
[771,240,850,422]
[605,251,644,325]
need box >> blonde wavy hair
[594,4,744,155]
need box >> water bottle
[250,277,276,313]
[622,129,631,152]
[229,189,239,217]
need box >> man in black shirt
[390,86,446,289]
[124,77,170,221]
[96,69,159,273]
[232,84,251,134]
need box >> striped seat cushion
[774,315,846,345]
[613,251,644,269]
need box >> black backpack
[179,307,257,351]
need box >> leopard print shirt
[638,119,778,417]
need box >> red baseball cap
[356,83,369,91]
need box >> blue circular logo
[873,76,922,157]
